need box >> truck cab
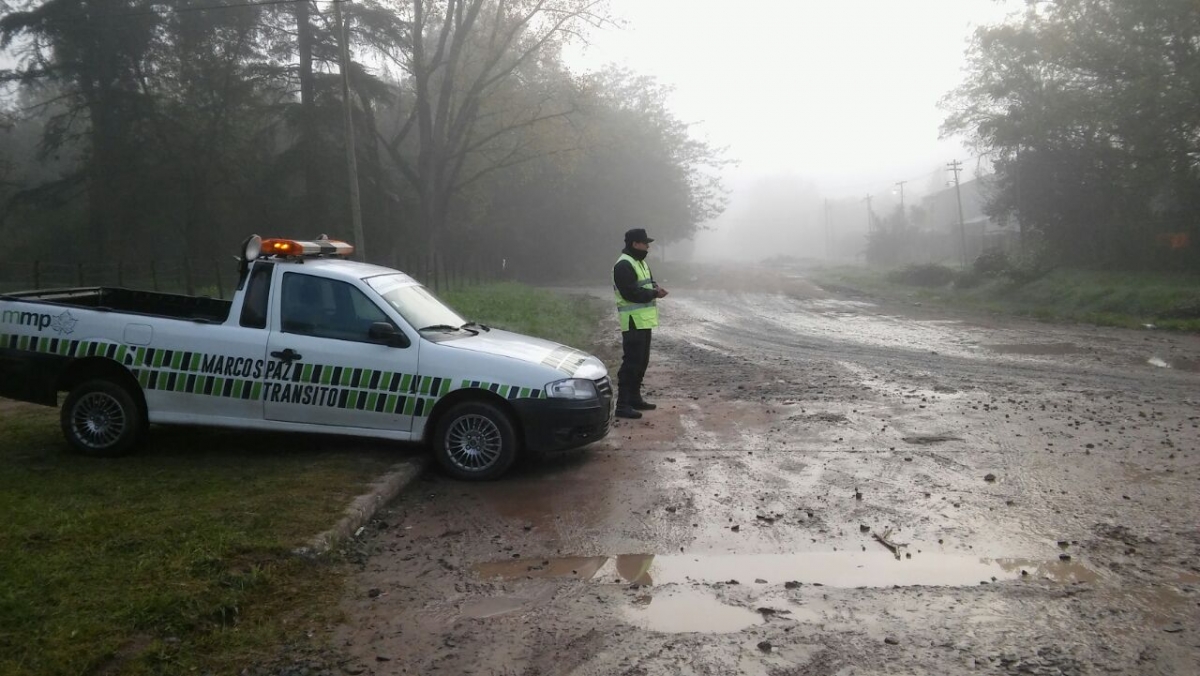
[0,236,613,480]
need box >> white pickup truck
[0,236,612,480]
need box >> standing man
[613,228,668,419]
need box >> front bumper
[512,379,613,453]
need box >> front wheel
[433,401,519,481]
[60,379,145,457]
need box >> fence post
[33,261,41,290]
[213,259,225,299]
[437,252,446,293]
[150,260,159,291]
[183,257,194,296]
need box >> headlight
[545,378,598,400]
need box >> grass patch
[0,412,400,676]
[442,281,607,351]
[813,265,1200,331]
[0,282,607,675]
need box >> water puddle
[984,342,1087,356]
[1148,356,1170,368]
[475,551,1100,587]
[621,587,762,633]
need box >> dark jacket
[614,247,658,305]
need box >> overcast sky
[566,0,1019,258]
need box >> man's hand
[656,287,669,298]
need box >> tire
[60,379,146,458]
[432,401,519,481]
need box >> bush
[953,268,987,289]
[887,264,958,288]
[1004,248,1055,284]
[973,249,1011,276]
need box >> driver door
[264,271,419,432]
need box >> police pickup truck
[0,236,612,480]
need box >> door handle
[270,348,302,363]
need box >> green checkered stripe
[461,379,545,400]
[126,346,264,405]
[119,347,456,416]
[280,365,458,417]
[1,333,545,415]
[2,332,126,361]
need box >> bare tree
[377,0,609,256]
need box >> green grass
[442,281,607,351]
[0,282,607,676]
[812,265,1200,331]
[0,410,400,676]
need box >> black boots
[616,388,654,418]
[615,404,642,419]
[615,386,642,419]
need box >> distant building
[920,175,1020,264]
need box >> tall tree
[2,0,161,259]
[943,0,1200,269]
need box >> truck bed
[2,287,232,323]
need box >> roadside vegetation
[0,283,607,676]
[814,259,1200,332]
[442,282,608,352]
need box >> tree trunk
[296,0,323,233]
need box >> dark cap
[624,228,655,244]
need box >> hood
[440,329,607,379]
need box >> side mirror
[368,322,410,348]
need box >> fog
[565,0,1016,262]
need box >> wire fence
[0,254,507,297]
[0,259,229,296]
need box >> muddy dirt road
[335,270,1200,675]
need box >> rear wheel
[433,401,518,481]
[60,379,145,457]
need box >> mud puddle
[476,551,1100,587]
[621,588,763,633]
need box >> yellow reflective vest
[613,253,659,331]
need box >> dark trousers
[618,327,652,403]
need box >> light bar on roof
[259,237,355,258]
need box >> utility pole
[824,198,831,260]
[894,180,907,231]
[948,160,966,269]
[864,194,873,234]
[335,0,366,261]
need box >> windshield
[365,274,466,330]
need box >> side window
[281,273,392,342]
[239,262,274,329]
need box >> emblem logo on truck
[1,309,77,335]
